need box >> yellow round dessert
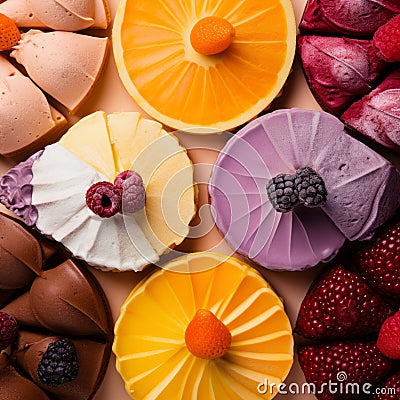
[112,0,296,132]
[2,111,197,271]
[113,252,294,399]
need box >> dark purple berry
[0,311,17,350]
[266,173,298,212]
[37,338,79,387]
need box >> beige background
[0,0,325,399]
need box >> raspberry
[298,341,395,400]
[115,171,146,214]
[295,266,393,341]
[377,311,400,359]
[355,219,400,300]
[37,338,79,386]
[295,167,327,208]
[0,311,17,350]
[373,371,400,400]
[266,173,298,212]
[113,170,136,189]
[373,14,400,62]
[85,181,122,218]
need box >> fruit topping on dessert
[377,311,400,359]
[341,70,400,149]
[373,14,400,62]
[185,309,232,360]
[86,181,123,218]
[113,0,296,131]
[266,167,327,213]
[0,312,17,350]
[113,252,294,400]
[0,13,20,51]
[0,111,196,271]
[190,16,235,56]
[0,0,110,30]
[298,36,388,115]
[209,108,400,271]
[295,266,393,340]
[37,338,79,386]
[354,218,400,300]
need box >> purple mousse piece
[298,36,387,115]
[300,0,400,36]
[0,151,42,226]
[342,70,400,149]
[209,109,400,271]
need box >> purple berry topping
[86,182,122,218]
[114,170,136,189]
[267,167,327,212]
[115,171,146,214]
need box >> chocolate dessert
[0,212,113,399]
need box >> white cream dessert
[0,0,110,30]
[0,111,196,271]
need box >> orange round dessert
[112,0,296,131]
[113,252,294,399]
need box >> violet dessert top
[299,0,400,36]
[208,108,400,271]
[298,36,387,115]
[342,69,400,149]
[0,151,42,226]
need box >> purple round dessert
[208,108,400,271]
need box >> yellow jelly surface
[113,252,293,399]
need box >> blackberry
[295,167,327,207]
[37,338,79,386]
[266,173,298,213]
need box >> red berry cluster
[296,218,400,399]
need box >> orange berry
[185,309,231,359]
[190,16,235,56]
[0,13,20,51]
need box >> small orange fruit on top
[185,308,232,359]
[0,14,20,51]
[190,16,235,55]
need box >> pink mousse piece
[298,36,387,115]
[209,109,400,271]
[299,0,400,36]
[342,70,400,149]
